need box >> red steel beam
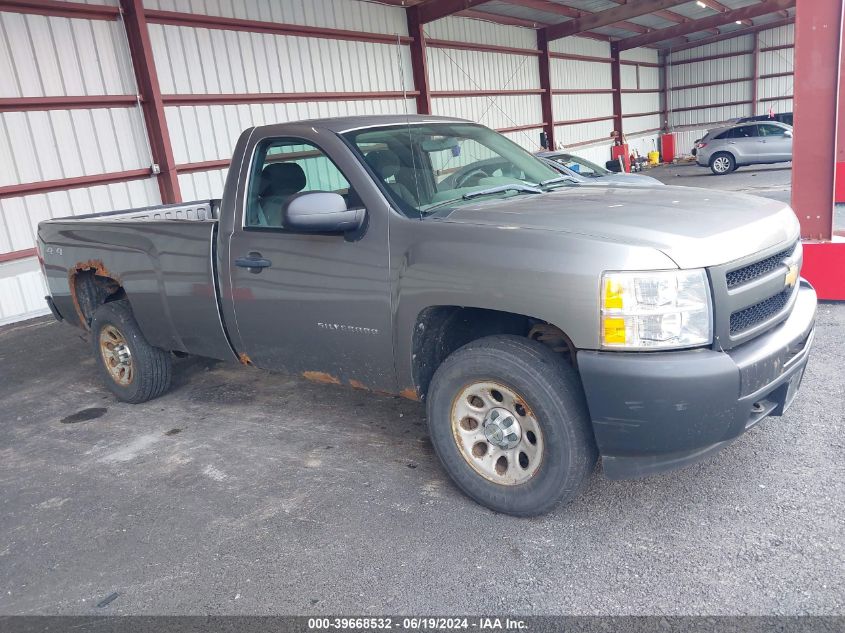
[545,0,690,41]
[407,6,431,115]
[143,8,412,45]
[555,115,615,127]
[550,52,611,64]
[0,95,138,112]
[0,248,38,263]
[0,169,151,199]
[425,38,540,56]
[537,29,555,150]
[670,99,753,113]
[431,89,545,97]
[621,2,796,50]
[456,9,545,29]
[121,0,180,203]
[0,0,118,20]
[610,42,623,138]
[751,32,760,115]
[161,91,420,106]
[416,0,493,24]
[660,18,794,53]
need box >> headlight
[601,269,712,350]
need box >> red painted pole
[791,0,842,240]
[537,29,556,151]
[610,42,624,139]
[120,0,181,203]
[407,7,431,116]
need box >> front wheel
[91,299,172,403]
[426,335,597,516]
[710,152,736,175]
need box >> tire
[90,299,172,403]
[709,152,735,175]
[426,335,597,516]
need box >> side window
[758,124,786,137]
[245,139,352,228]
[733,125,758,138]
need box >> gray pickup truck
[38,115,816,516]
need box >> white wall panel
[425,16,535,50]
[500,130,544,153]
[0,108,152,187]
[552,93,613,123]
[622,93,658,117]
[0,179,160,254]
[0,259,50,326]
[143,0,409,36]
[431,95,543,133]
[427,48,540,91]
[551,58,610,90]
[555,120,613,148]
[550,36,610,58]
[669,34,754,63]
[149,24,414,96]
[0,11,135,97]
[178,168,229,201]
[165,99,415,166]
[624,114,661,135]
[621,48,658,65]
[666,23,794,135]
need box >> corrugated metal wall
[667,23,794,157]
[0,0,727,324]
[0,7,159,324]
[425,16,543,152]
[145,0,416,199]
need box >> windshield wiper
[537,176,579,189]
[421,184,542,215]
[462,184,543,199]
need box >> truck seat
[365,150,418,205]
[257,162,306,226]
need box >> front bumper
[578,280,817,479]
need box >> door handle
[235,252,272,273]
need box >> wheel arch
[407,305,576,401]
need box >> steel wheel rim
[713,156,730,173]
[450,381,544,486]
[99,324,134,386]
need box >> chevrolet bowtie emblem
[785,263,799,289]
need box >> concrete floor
[0,303,843,616]
[647,161,793,205]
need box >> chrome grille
[730,289,792,335]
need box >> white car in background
[538,151,664,186]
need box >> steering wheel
[455,167,491,188]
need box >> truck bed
[49,199,220,223]
[37,198,235,363]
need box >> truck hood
[440,185,799,269]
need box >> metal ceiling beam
[456,8,547,28]
[657,16,794,52]
[504,0,580,19]
[416,0,491,24]
[617,0,796,50]
[544,0,690,41]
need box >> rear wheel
[710,152,735,175]
[91,299,172,403]
[426,335,597,516]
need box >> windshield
[549,154,610,177]
[341,122,564,217]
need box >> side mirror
[281,192,365,233]
[783,130,793,138]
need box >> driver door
[223,135,396,392]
